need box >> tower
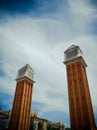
[63,45,96,130]
[9,64,35,130]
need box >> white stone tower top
[16,64,35,82]
[63,44,87,67]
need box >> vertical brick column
[8,64,35,130]
[9,79,34,130]
[64,45,96,130]
[65,59,96,130]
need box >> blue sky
[0,0,97,128]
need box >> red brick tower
[63,45,96,130]
[9,64,35,130]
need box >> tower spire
[9,64,35,130]
[63,44,87,67]
[63,45,96,130]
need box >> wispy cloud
[0,0,97,127]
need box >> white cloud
[0,17,69,114]
[0,0,97,125]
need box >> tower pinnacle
[63,45,96,130]
[16,64,35,83]
[9,64,35,130]
[63,44,87,67]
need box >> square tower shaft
[63,45,96,130]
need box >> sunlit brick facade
[63,45,96,130]
[8,64,35,130]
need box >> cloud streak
[0,0,97,127]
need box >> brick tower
[9,64,35,130]
[63,45,96,130]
